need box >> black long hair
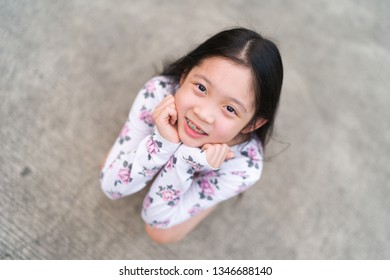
[161,27,283,148]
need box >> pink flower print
[156,185,180,206]
[236,183,248,194]
[118,168,131,184]
[143,195,153,210]
[161,189,175,201]
[148,167,159,176]
[107,191,123,200]
[161,156,177,176]
[165,156,176,170]
[188,204,202,217]
[248,147,259,161]
[242,146,260,169]
[146,138,162,160]
[146,80,156,92]
[146,139,158,154]
[198,178,216,201]
[144,169,156,176]
[143,80,157,99]
[150,220,170,228]
[118,124,130,144]
[138,166,160,177]
[231,171,249,180]
[183,155,204,171]
[139,106,154,127]
[200,179,215,196]
[119,124,129,138]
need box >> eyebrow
[193,74,249,113]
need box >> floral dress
[100,76,263,229]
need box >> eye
[197,84,207,93]
[225,105,237,115]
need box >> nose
[193,106,214,124]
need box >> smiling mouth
[185,117,207,135]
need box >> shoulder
[129,76,178,122]
[218,137,263,181]
[234,137,263,170]
[140,75,178,100]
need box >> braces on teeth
[186,118,206,134]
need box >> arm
[100,77,180,199]
[141,142,263,228]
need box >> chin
[177,127,203,148]
[178,133,202,148]
[180,137,203,148]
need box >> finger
[218,145,234,162]
[169,106,178,125]
[226,150,235,160]
[162,95,175,106]
[202,143,212,151]
[218,145,229,163]
[155,95,174,113]
[155,103,176,124]
[211,145,224,165]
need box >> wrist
[152,127,182,153]
[154,125,181,144]
[177,145,218,171]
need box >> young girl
[100,27,283,244]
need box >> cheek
[175,95,186,116]
[214,119,242,136]
[174,90,184,109]
[175,88,193,114]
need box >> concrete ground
[1,0,389,259]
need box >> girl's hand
[202,143,235,169]
[153,95,180,143]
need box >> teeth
[186,118,206,134]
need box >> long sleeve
[100,77,180,199]
[141,140,263,228]
[100,76,264,228]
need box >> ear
[241,118,268,134]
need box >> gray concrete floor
[1,0,389,259]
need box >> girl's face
[175,56,258,148]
